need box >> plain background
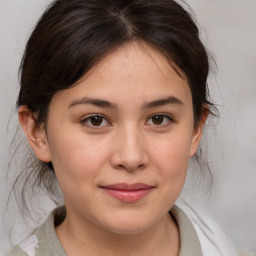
[0,0,255,254]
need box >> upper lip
[100,183,154,191]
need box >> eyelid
[146,113,175,126]
[80,114,111,128]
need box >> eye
[146,114,173,126]
[81,115,110,128]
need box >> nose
[110,125,149,172]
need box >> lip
[100,183,154,203]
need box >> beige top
[6,205,248,256]
[171,206,202,256]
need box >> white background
[0,0,255,254]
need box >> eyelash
[80,114,111,128]
[146,114,174,127]
[80,113,174,129]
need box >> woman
[5,0,252,255]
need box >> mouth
[100,183,155,203]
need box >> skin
[19,42,206,256]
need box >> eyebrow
[142,96,184,109]
[69,97,118,109]
[69,96,183,109]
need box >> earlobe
[18,106,51,162]
[189,109,209,157]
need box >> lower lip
[102,188,152,203]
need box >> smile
[100,183,154,203]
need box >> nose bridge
[111,123,148,171]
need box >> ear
[189,108,209,157]
[18,106,51,162]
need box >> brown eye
[81,115,110,128]
[152,115,164,125]
[90,116,103,126]
[146,114,173,126]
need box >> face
[29,42,203,234]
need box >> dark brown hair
[14,0,216,210]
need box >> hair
[11,0,217,213]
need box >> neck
[56,210,179,256]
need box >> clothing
[4,203,253,256]
[175,200,242,256]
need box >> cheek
[149,130,192,189]
[47,129,110,183]
[47,132,112,207]
[144,134,191,213]
[152,132,192,168]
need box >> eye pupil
[152,115,163,125]
[90,116,103,126]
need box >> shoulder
[4,245,27,256]
[175,199,255,256]
[4,235,38,256]
[4,206,67,256]
[239,250,256,256]
[4,245,29,256]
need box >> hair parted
[13,0,217,211]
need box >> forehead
[51,42,192,108]
[84,42,186,86]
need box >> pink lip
[101,183,154,203]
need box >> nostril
[115,162,146,172]
[137,163,146,169]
